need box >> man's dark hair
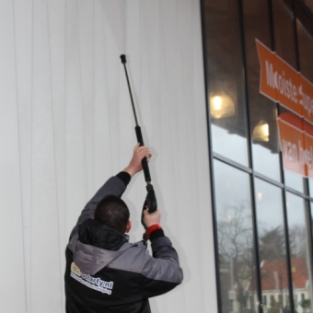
[94,195,130,233]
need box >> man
[65,144,183,313]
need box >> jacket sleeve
[70,176,127,238]
[140,235,183,298]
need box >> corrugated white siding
[0,1,217,312]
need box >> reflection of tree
[259,226,285,260]
[259,223,307,260]
[217,205,311,313]
[217,203,255,313]
[288,224,306,258]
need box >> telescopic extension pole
[120,54,157,214]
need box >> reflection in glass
[242,0,281,181]
[284,171,306,194]
[203,0,249,166]
[214,160,257,313]
[297,21,313,83]
[255,179,291,313]
[271,2,308,192]
[280,107,306,194]
[252,121,269,142]
[286,193,313,313]
[297,22,313,197]
[310,179,313,198]
[272,0,297,68]
[210,93,235,119]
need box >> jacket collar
[78,219,128,251]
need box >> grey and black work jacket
[65,174,183,313]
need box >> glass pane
[279,107,306,193]
[255,179,291,313]
[286,193,313,313]
[297,22,313,196]
[309,179,313,198]
[214,160,257,313]
[203,0,249,166]
[272,0,297,68]
[285,170,306,193]
[272,1,307,192]
[242,0,281,181]
[297,21,313,83]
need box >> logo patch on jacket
[70,262,114,295]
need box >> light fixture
[209,93,235,119]
[252,120,269,142]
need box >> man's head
[94,195,131,234]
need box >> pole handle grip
[135,125,144,145]
[135,126,151,183]
[120,54,126,64]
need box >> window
[242,0,281,181]
[213,160,257,313]
[203,0,249,166]
[255,179,291,309]
[286,193,312,312]
[201,1,313,313]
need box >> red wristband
[146,224,162,238]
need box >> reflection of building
[219,257,256,313]
[247,259,311,313]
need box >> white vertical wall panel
[94,0,112,187]
[64,0,88,239]
[0,1,27,312]
[13,0,33,311]
[78,0,95,197]
[2,1,218,312]
[31,0,62,311]
[48,0,66,306]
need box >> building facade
[201,1,313,313]
[1,0,313,312]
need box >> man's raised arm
[70,144,152,238]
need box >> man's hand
[143,209,161,228]
[124,143,152,177]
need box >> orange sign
[256,39,313,124]
[304,122,313,178]
[300,75,313,123]
[278,113,313,177]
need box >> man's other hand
[143,209,161,228]
[124,143,152,177]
